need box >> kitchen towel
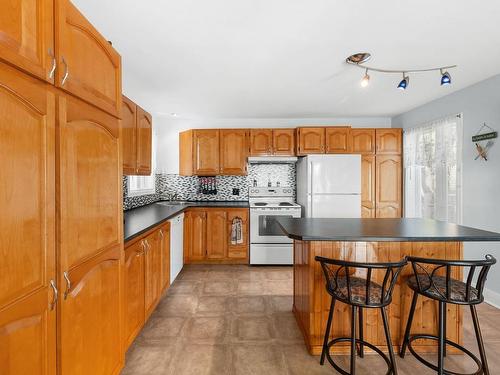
[231,217,243,245]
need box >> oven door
[250,209,294,244]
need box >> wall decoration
[473,123,497,161]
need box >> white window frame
[127,128,156,197]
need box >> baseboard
[484,287,500,309]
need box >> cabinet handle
[49,279,58,310]
[61,56,69,86]
[159,230,164,240]
[48,48,56,79]
[63,271,71,300]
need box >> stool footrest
[325,337,394,375]
[408,334,483,375]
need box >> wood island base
[293,240,463,355]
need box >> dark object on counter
[400,255,496,375]
[199,176,217,195]
[316,256,407,375]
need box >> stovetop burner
[254,202,268,206]
[279,202,293,206]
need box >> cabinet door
[188,211,207,261]
[376,129,402,154]
[325,127,352,153]
[0,0,55,82]
[206,210,227,259]
[122,96,137,175]
[124,240,145,348]
[55,0,121,117]
[273,129,295,156]
[159,223,171,293]
[376,155,402,218]
[144,232,162,319]
[0,62,56,375]
[249,129,273,156]
[193,130,220,175]
[60,248,122,375]
[352,129,375,154]
[58,93,123,374]
[361,156,376,218]
[136,106,152,175]
[297,127,325,155]
[220,129,248,175]
[226,209,249,260]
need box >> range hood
[247,156,298,164]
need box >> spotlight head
[361,69,370,87]
[397,74,409,90]
[441,70,451,86]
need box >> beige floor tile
[183,316,228,342]
[138,316,187,344]
[170,344,230,375]
[232,296,267,315]
[122,343,175,375]
[236,280,266,295]
[268,296,293,312]
[155,294,199,316]
[234,316,275,341]
[196,296,230,315]
[203,280,237,295]
[231,344,288,375]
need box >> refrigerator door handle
[308,161,313,217]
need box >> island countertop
[276,217,500,242]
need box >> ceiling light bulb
[397,74,409,90]
[440,70,451,86]
[360,69,370,87]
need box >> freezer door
[310,194,361,218]
[311,155,361,194]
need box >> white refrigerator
[297,155,361,218]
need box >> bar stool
[315,256,407,375]
[400,255,496,375]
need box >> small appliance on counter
[249,187,301,265]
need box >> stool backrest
[315,256,407,307]
[407,255,496,304]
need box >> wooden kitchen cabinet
[124,240,145,348]
[325,127,352,153]
[376,155,402,218]
[0,61,56,375]
[220,129,248,175]
[185,210,208,261]
[207,210,228,259]
[352,128,376,154]
[273,129,296,156]
[227,209,249,259]
[144,232,162,319]
[361,155,376,218]
[136,105,153,175]
[376,129,402,154]
[58,92,123,375]
[159,223,171,293]
[122,95,137,174]
[250,129,273,156]
[55,0,122,117]
[297,127,325,155]
[194,130,220,175]
[0,0,55,83]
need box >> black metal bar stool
[315,256,407,375]
[400,255,496,375]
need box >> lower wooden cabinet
[184,208,249,263]
[124,240,145,348]
[159,224,171,293]
[144,232,162,319]
[361,155,376,218]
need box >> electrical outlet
[232,188,240,196]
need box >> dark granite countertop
[124,201,249,242]
[275,218,500,242]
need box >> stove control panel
[249,187,294,197]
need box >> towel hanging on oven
[231,217,243,245]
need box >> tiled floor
[121,265,500,375]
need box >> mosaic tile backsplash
[123,163,296,210]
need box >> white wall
[393,74,500,306]
[156,117,392,174]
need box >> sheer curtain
[404,115,463,223]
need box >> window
[404,115,462,223]
[128,130,156,197]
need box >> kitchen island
[276,218,500,355]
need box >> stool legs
[437,301,445,375]
[350,306,357,375]
[381,306,398,375]
[320,297,335,365]
[358,308,364,358]
[470,305,490,375]
[400,290,418,358]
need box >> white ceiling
[73,0,500,119]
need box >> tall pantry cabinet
[0,1,124,375]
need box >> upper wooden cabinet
[297,127,325,155]
[376,155,402,218]
[122,96,137,174]
[273,129,295,156]
[0,61,56,375]
[376,129,402,154]
[325,127,352,153]
[180,130,221,176]
[136,106,152,175]
[352,129,376,154]
[220,129,248,175]
[249,129,273,156]
[0,0,55,83]
[55,0,122,117]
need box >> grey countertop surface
[275,217,500,242]
[124,201,249,242]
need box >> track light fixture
[346,53,456,91]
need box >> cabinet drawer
[227,248,247,259]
